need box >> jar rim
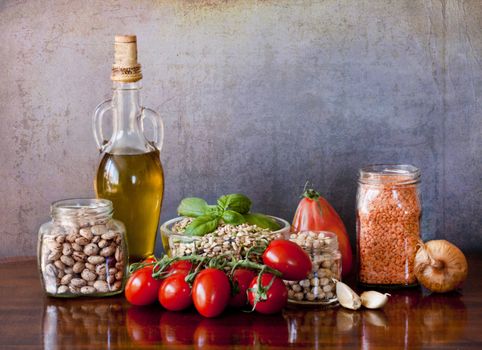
[359,164,420,185]
[50,198,113,220]
[291,230,339,251]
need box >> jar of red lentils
[356,164,421,287]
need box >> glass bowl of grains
[160,216,290,258]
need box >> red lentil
[357,165,421,286]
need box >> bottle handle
[92,99,113,153]
[140,107,164,153]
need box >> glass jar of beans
[37,199,128,297]
[285,231,341,305]
[357,164,421,287]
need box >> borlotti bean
[40,223,126,296]
[285,231,341,305]
[38,199,127,297]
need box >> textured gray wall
[1,0,481,258]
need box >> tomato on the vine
[262,239,312,281]
[248,273,288,314]
[166,260,194,276]
[125,268,163,306]
[229,268,257,308]
[141,257,159,272]
[142,257,157,264]
[192,268,231,318]
[158,274,192,311]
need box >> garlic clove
[334,280,361,310]
[360,291,390,309]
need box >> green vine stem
[129,252,283,310]
[130,254,282,279]
[128,240,284,311]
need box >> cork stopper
[111,35,142,83]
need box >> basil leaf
[217,193,252,214]
[222,210,246,225]
[243,213,281,230]
[206,205,221,216]
[184,214,220,236]
[177,197,208,217]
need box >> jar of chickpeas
[285,231,341,305]
[357,164,421,288]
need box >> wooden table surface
[1,256,481,349]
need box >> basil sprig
[243,213,281,231]
[184,214,219,236]
[177,197,208,217]
[217,194,251,214]
[176,193,280,236]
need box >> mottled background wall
[1,0,481,258]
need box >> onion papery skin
[414,240,468,293]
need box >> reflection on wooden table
[40,290,468,349]
[0,259,479,349]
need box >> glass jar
[357,164,421,287]
[37,199,128,297]
[285,231,341,305]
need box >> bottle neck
[112,81,142,135]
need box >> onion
[414,240,468,293]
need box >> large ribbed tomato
[292,187,353,276]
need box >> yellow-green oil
[95,150,164,262]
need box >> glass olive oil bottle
[93,35,164,262]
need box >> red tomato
[262,240,312,281]
[141,257,158,272]
[192,268,231,318]
[158,274,192,311]
[125,268,163,306]
[142,257,157,264]
[229,269,257,308]
[166,260,194,275]
[248,274,288,314]
[292,186,353,276]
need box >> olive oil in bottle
[95,150,164,261]
[93,35,165,262]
